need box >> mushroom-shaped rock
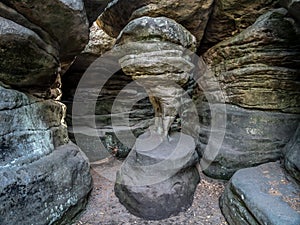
[115,16,196,138]
[97,0,214,45]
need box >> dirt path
[72,158,228,225]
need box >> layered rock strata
[0,1,92,224]
[108,16,200,219]
[198,8,300,179]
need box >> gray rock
[1,0,89,68]
[203,8,300,113]
[196,101,300,179]
[0,143,92,225]
[115,16,197,139]
[0,86,69,167]
[114,132,200,220]
[97,0,214,45]
[220,162,300,225]
[0,16,59,89]
[116,16,196,52]
[280,0,300,22]
[284,124,300,182]
[202,0,278,49]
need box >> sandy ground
[72,158,228,225]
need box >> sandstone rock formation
[202,0,279,49]
[1,0,89,69]
[115,16,197,138]
[220,162,300,225]
[97,0,214,45]
[110,16,200,219]
[198,8,300,179]
[0,1,92,224]
[115,132,200,220]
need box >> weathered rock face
[0,0,92,224]
[97,0,214,45]
[202,0,279,49]
[0,0,89,70]
[284,124,300,182]
[197,101,300,179]
[203,8,300,112]
[115,132,200,220]
[197,8,300,179]
[83,22,116,56]
[0,143,92,225]
[0,16,59,90]
[220,162,300,225]
[0,86,68,166]
[115,16,198,139]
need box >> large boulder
[0,16,58,90]
[0,0,89,69]
[220,162,300,225]
[0,143,92,225]
[197,8,300,179]
[197,101,300,179]
[115,132,200,220]
[0,86,68,165]
[0,86,92,224]
[203,8,300,113]
[97,0,214,45]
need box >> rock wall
[0,1,92,224]
[61,0,300,180]
[198,8,300,179]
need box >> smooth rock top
[97,0,214,45]
[116,16,197,52]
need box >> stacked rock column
[110,16,200,220]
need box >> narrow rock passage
[72,158,227,225]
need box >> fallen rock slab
[220,162,300,225]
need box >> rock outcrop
[202,0,279,49]
[220,162,300,225]
[97,0,214,45]
[1,0,89,69]
[111,16,200,219]
[198,8,300,179]
[0,0,92,224]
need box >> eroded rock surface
[0,143,92,225]
[198,8,300,179]
[1,0,89,67]
[220,162,300,225]
[0,0,92,224]
[202,0,279,48]
[97,0,214,45]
